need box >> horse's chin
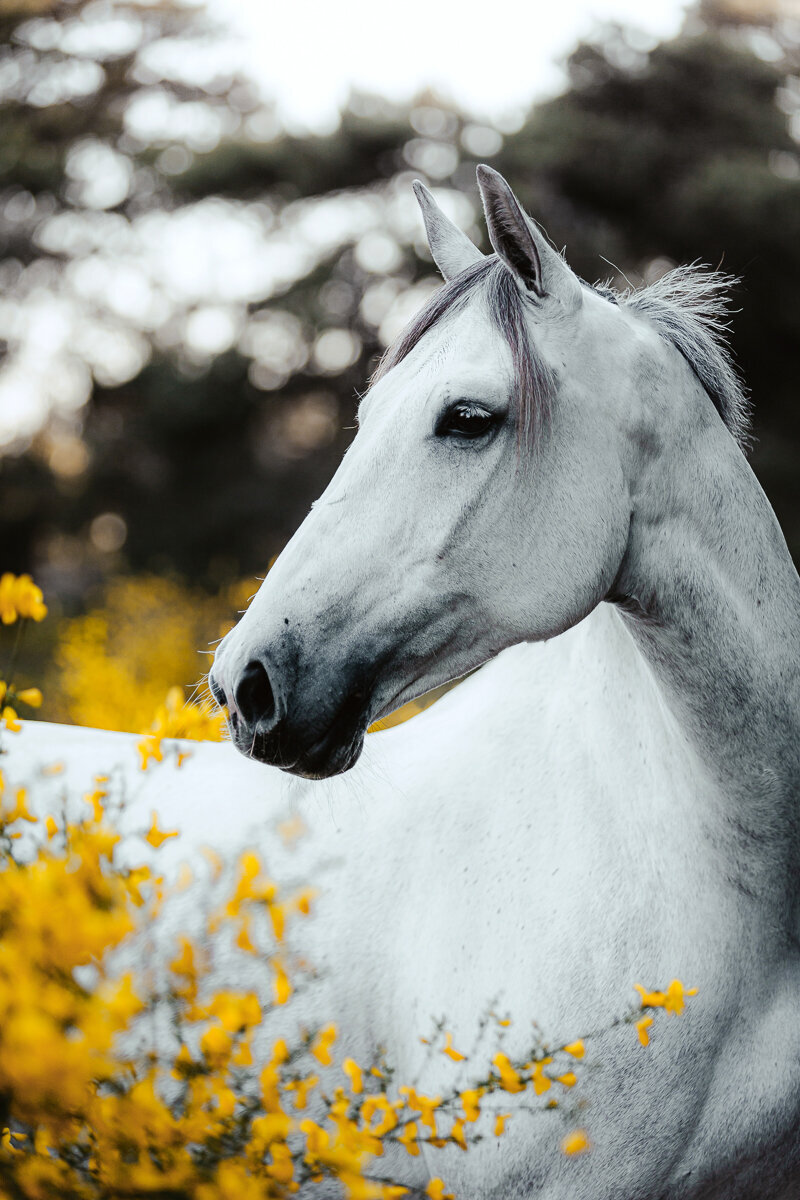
[279,729,365,780]
[228,713,366,780]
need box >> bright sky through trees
[214,0,687,131]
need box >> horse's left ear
[413,181,484,280]
[476,164,580,308]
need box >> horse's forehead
[376,301,512,411]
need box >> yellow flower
[286,1075,318,1111]
[267,958,291,1006]
[449,1119,467,1151]
[664,979,698,1015]
[562,1129,591,1156]
[343,1057,363,1095]
[292,886,316,916]
[266,1141,295,1186]
[97,972,143,1028]
[442,1031,465,1062]
[208,990,262,1032]
[200,1023,232,1065]
[84,788,106,823]
[557,1071,577,1088]
[398,1088,441,1136]
[172,1044,194,1078]
[15,687,42,708]
[460,1088,481,1123]
[258,1063,282,1116]
[17,575,46,621]
[0,573,47,624]
[170,936,197,978]
[272,1038,290,1065]
[397,1121,419,1157]
[425,1180,454,1200]
[251,1110,292,1149]
[300,1118,330,1162]
[138,734,162,770]
[636,1015,654,1046]
[236,914,257,953]
[563,1039,585,1058]
[145,811,179,849]
[2,706,21,732]
[310,1022,337,1065]
[529,1059,552,1096]
[635,979,696,1015]
[1,1127,25,1155]
[268,900,286,942]
[232,1036,253,1067]
[493,1052,526,1094]
[362,1096,399,1137]
[494,1113,511,1137]
[3,787,36,824]
[634,983,665,1008]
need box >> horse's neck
[612,409,800,883]
[365,457,800,947]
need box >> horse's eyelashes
[436,402,499,440]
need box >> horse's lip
[279,722,364,780]
[230,725,299,772]
[230,691,370,779]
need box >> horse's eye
[437,402,497,440]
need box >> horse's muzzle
[209,655,369,780]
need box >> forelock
[371,257,555,449]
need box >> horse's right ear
[413,181,484,281]
[476,164,581,310]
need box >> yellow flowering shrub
[48,575,255,734]
[0,574,697,1198]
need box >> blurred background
[1,0,799,729]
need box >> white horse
[9,165,800,1198]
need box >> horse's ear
[413,181,484,280]
[476,164,579,306]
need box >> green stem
[2,619,27,693]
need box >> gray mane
[623,265,750,450]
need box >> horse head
[210,166,672,778]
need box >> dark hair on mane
[373,257,749,451]
[372,257,555,449]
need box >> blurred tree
[1,0,799,608]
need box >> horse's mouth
[228,687,371,780]
[225,644,459,780]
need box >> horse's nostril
[234,659,276,729]
[208,669,227,710]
